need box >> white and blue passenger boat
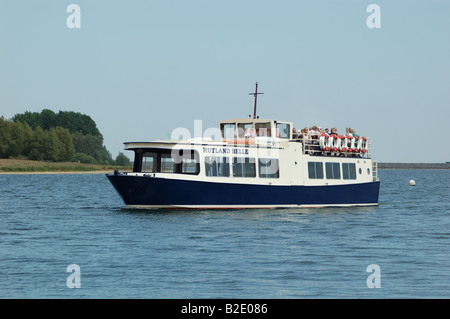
[107,85,380,209]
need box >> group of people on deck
[292,126,362,156]
[292,126,359,140]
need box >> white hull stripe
[125,203,379,209]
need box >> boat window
[325,162,340,179]
[233,157,256,177]
[205,156,230,177]
[138,149,199,175]
[182,158,198,174]
[255,122,271,137]
[142,151,157,172]
[342,163,356,180]
[173,149,200,175]
[238,123,255,138]
[161,154,175,173]
[259,158,279,178]
[221,123,236,139]
[308,162,324,179]
[276,123,290,139]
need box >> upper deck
[124,118,372,159]
[219,118,293,140]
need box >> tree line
[0,109,130,166]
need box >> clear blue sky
[1,0,449,163]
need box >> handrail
[373,161,379,181]
[293,136,372,158]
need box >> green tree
[12,111,40,130]
[10,109,112,163]
[13,109,102,138]
[53,126,75,161]
[55,111,102,137]
[0,117,12,157]
[19,121,34,157]
[72,131,114,164]
[72,132,102,157]
[28,126,45,161]
[115,152,131,166]
[8,121,24,157]
[40,109,57,130]
[42,129,60,161]
[94,145,114,165]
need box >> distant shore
[0,158,131,174]
[0,158,448,174]
[378,163,450,169]
[0,170,112,175]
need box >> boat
[106,84,380,209]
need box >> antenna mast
[249,82,264,119]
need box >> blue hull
[106,174,380,208]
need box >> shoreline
[0,159,448,175]
[0,170,113,175]
[377,163,450,169]
[0,158,131,175]
[1,167,449,175]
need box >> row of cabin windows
[141,150,200,174]
[139,150,279,178]
[205,157,279,178]
[308,162,357,180]
[138,150,356,180]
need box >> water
[0,170,448,299]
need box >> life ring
[319,134,326,150]
[352,136,359,153]
[360,137,368,154]
[331,135,340,152]
[324,135,331,152]
[339,135,347,153]
[347,136,354,153]
[357,137,363,153]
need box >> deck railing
[373,161,379,181]
[293,136,372,158]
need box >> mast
[249,82,264,119]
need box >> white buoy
[408,180,416,186]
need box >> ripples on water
[0,170,448,298]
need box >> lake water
[0,169,448,299]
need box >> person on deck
[329,127,338,136]
[346,127,353,139]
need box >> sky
[1,0,449,163]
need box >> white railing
[373,161,379,181]
[293,136,372,158]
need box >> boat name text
[202,147,248,155]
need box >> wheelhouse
[219,118,293,140]
[130,146,200,175]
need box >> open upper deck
[123,118,372,158]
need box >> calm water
[0,170,448,299]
